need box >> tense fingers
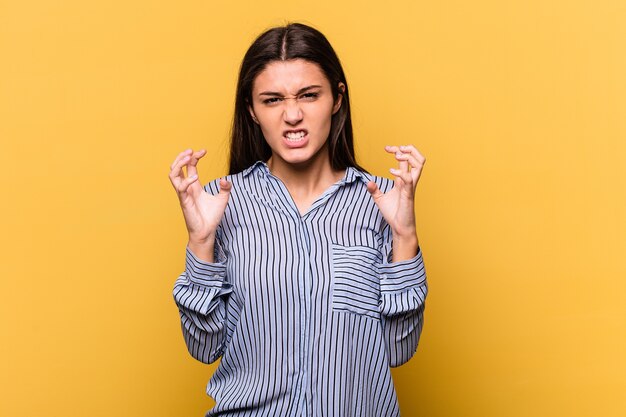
[169,156,190,189]
[399,145,426,165]
[168,149,201,192]
[385,146,409,174]
[389,167,413,188]
[186,149,207,179]
[396,153,426,169]
[394,152,422,171]
[395,149,409,173]
[385,145,425,162]
[384,145,400,154]
[178,172,199,194]
[170,149,193,171]
[398,145,426,183]
[385,144,426,186]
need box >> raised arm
[367,144,429,367]
[168,149,232,363]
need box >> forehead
[252,59,330,93]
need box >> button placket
[296,217,314,413]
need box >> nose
[282,99,303,125]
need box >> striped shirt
[173,160,428,417]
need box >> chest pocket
[331,243,382,319]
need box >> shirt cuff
[185,246,228,288]
[377,247,427,293]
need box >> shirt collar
[241,160,269,177]
[242,160,370,186]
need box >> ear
[247,102,259,124]
[332,82,345,115]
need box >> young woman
[169,23,428,416]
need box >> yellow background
[1,0,624,416]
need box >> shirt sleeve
[172,238,232,364]
[376,223,428,368]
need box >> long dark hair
[228,23,365,174]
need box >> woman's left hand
[366,144,426,239]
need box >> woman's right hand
[168,149,232,246]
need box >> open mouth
[284,130,307,142]
[282,130,309,148]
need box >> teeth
[285,131,306,141]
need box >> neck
[267,152,345,196]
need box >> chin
[269,140,329,168]
[284,156,315,167]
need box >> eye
[299,92,319,101]
[262,97,282,105]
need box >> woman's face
[248,59,344,170]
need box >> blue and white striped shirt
[173,161,428,417]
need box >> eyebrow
[258,85,323,96]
